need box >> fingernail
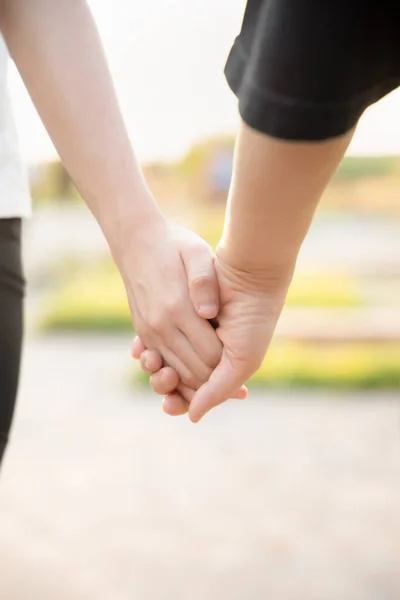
[142,351,149,370]
[198,304,217,318]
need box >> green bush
[39,264,132,332]
[132,341,400,390]
[40,260,364,332]
[177,135,235,178]
[30,160,83,205]
[333,156,398,182]
[286,274,363,307]
[251,341,400,389]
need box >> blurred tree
[177,135,235,205]
[333,156,399,181]
[30,159,81,204]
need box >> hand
[132,336,248,415]
[133,247,293,421]
[114,217,224,389]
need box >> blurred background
[0,1,399,599]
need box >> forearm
[0,0,162,248]
[219,121,353,281]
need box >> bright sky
[8,0,400,165]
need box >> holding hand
[115,218,225,390]
[133,247,292,422]
[132,122,351,421]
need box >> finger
[180,314,222,370]
[163,333,213,389]
[143,350,194,396]
[150,371,194,399]
[180,243,219,320]
[162,393,189,416]
[235,386,248,400]
[149,366,248,402]
[188,353,250,423]
[167,384,247,418]
[140,349,163,374]
[175,383,247,402]
[135,317,219,380]
[175,383,195,402]
[137,328,214,390]
[131,336,146,359]
[173,381,248,403]
[150,367,179,395]
[133,338,165,374]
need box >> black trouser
[0,218,24,466]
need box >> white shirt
[0,36,31,218]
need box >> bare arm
[219,121,354,278]
[0,0,160,246]
[187,122,355,421]
[137,121,355,420]
[0,0,224,391]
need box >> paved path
[0,334,399,600]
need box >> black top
[225,0,400,140]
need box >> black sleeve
[225,0,400,140]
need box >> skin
[134,121,355,421]
[0,0,248,396]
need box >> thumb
[180,243,219,320]
[188,353,250,423]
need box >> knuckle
[178,386,194,403]
[196,239,213,255]
[191,273,213,288]
[167,299,182,317]
[168,300,182,317]
[181,371,199,390]
[198,335,222,369]
[198,362,213,383]
[147,313,165,332]
[187,236,211,253]
[205,346,221,369]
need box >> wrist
[99,186,166,259]
[216,241,296,294]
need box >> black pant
[0,219,24,466]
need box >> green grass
[40,260,364,332]
[194,212,363,306]
[192,208,225,250]
[40,258,399,390]
[286,274,363,307]
[132,341,400,390]
[251,341,400,389]
[39,263,132,332]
